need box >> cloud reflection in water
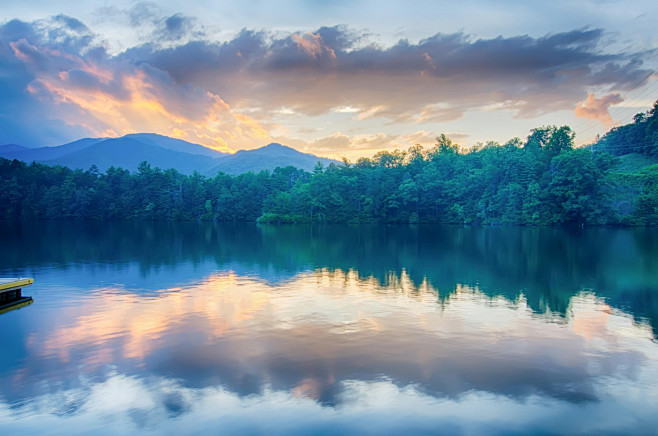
[1,267,657,434]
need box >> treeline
[260,129,628,225]
[0,160,309,221]
[260,104,658,226]
[2,116,658,226]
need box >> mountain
[0,134,227,174]
[44,136,222,174]
[0,135,337,175]
[0,138,104,161]
[206,143,336,175]
[0,144,29,155]
[121,133,224,158]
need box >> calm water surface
[1,221,657,435]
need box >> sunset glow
[1,1,656,158]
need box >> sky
[0,0,657,159]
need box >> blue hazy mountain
[43,136,221,174]
[0,134,337,175]
[121,133,226,158]
[0,138,105,162]
[206,143,336,175]
[0,144,29,154]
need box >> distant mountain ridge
[205,143,334,175]
[0,138,105,162]
[0,134,337,175]
[0,144,29,154]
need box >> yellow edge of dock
[0,278,34,292]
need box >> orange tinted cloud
[13,39,273,152]
[2,17,652,153]
[291,32,336,59]
[575,93,624,127]
[281,130,442,160]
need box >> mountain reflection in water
[0,222,657,435]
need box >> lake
[1,221,657,435]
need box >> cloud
[0,17,273,150]
[94,4,205,49]
[574,92,625,126]
[282,130,443,159]
[127,2,161,27]
[51,14,89,33]
[153,13,205,44]
[291,32,336,59]
[127,26,651,122]
[395,103,466,123]
[161,14,194,39]
[0,14,652,150]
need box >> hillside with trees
[597,100,658,156]
[1,102,657,225]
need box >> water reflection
[3,273,657,415]
[0,222,657,434]
[2,221,657,335]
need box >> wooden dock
[0,278,34,314]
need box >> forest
[1,101,657,226]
